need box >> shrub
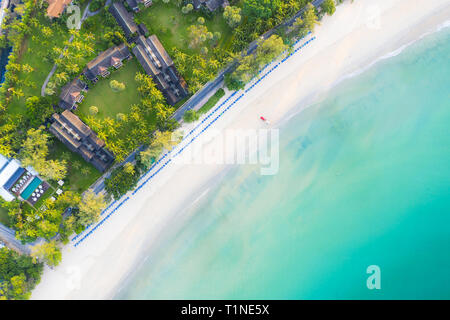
[183,109,200,123]
[116,113,127,121]
[89,106,99,115]
[90,0,106,12]
[110,80,126,92]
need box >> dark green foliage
[104,156,147,199]
[25,96,55,127]
[183,109,200,123]
[321,0,336,16]
[90,0,106,12]
[224,73,245,90]
[0,247,43,300]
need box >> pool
[20,177,42,200]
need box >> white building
[0,154,39,202]
[0,154,21,201]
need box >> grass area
[8,15,70,115]
[135,2,234,57]
[48,139,102,193]
[32,186,56,212]
[198,88,225,114]
[77,59,141,119]
[0,206,10,226]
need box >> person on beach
[260,116,271,124]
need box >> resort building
[59,78,88,110]
[83,43,131,83]
[45,0,72,18]
[109,1,139,39]
[0,155,50,206]
[138,23,149,37]
[49,110,115,172]
[193,0,229,12]
[125,0,152,12]
[132,35,189,105]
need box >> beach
[31,0,450,300]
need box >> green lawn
[76,59,141,119]
[135,2,234,57]
[8,14,70,115]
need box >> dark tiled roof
[59,78,86,110]
[205,0,221,11]
[109,2,139,38]
[132,35,189,105]
[83,43,130,81]
[138,23,149,36]
[125,0,138,10]
[49,111,115,172]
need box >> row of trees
[171,48,233,92]
[19,126,67,182]
[224,2,321,90]
[288,2,320,38]
[105,130,182,199]
[0,0,35,109]
[231,0,306,52]
[225,34,288,90]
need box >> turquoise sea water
[116,28,450,299]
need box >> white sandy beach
[31,0,450,299]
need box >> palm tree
[55,72,68,84]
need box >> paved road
[0,223,33,255]
[171,67,230,121]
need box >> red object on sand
[260,116,266,121]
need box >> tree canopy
[0,247,43,300]
[226,35,288,89]
[77,190,106,227]
[20,126,67,181]
[31,241,62,268]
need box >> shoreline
[31,0,450,299]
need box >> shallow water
[116,28,450,299]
